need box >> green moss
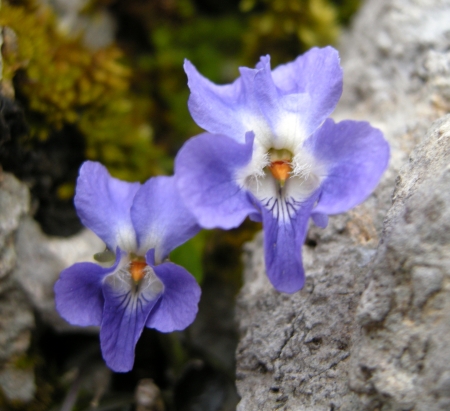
[1,2,127,128]
[240,0,360,66]
[12,354,37,370]
[1,0,170,182]
[331,0,362,25]
[144,12,245,151]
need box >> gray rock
[235,0,450,409]
[45,0,116,49]
[0,171,104,404]
[14,216,104,331]
[0,169,107,405]
[0,173,35,403]
[0,367,37,403]
[135,379,164,411]
[350,115,450,411]
[337,0,450,172]
[236,197,383,410]
[0,171,29,250]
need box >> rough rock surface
[14,216,104,331]
[235,0,450,409]
[350,115,450,411]
[0,170,104,403]
[0,172,35,402]
[237,217,378,410]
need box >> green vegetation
[1,0,168,182]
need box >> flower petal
[311,212,329,228]
[75,161,140,252]
[54,253,121,326]
[131,176,200,264]
[306,119,390,215]
[259,192,318,294]
[273,47,342,128]
[100,265,163,372]
[271,47,342,101]
[175,132,257,229]
[254,47,343,146]
[184,60,272,143]
[184,60,249,142]
[146,258,201,332]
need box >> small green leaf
[93,249,116,263]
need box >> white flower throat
[96,251,165,296]
[107,257,164,298]
[236,141,324,223]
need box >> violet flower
[175,47,389,293]
[54,161,201,372]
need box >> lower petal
[100,267,163,372]
[260,193,318,293]
[54,257,120,327]
[311,212,329,228]
[305,119,389,215]
[175,132,256,229]
[146,261,201,333]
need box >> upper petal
[100,264,163,372]
[131,176,200,264]
[254,56,311,149]
[255,48,343,146]
[146,257,201,332]
[305,119,390,215]
[174,132,257,230]
[184,60,272,143]
[54,253,121,326]
[75,161,140,252]
[272,46,343,135]
[271,47,342,98]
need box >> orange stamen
[269,160,292,184]
[130,260,147,283]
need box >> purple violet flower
[175,46,390,294]
[54,161,201,372]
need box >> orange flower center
[268,161,292,183]
[267,148,293,186]
[130,260,147,283]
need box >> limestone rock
[235,0,450,409]
[46,0,116,49]
[13,216,104,331]
[0,171,29,251]
[0,172,35,403]
[337,0,450,171]
[236,220,374,410]
[0,170,104,403]
[0,367,37,403]
[235,177,387,410]
[350,115,450,411]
